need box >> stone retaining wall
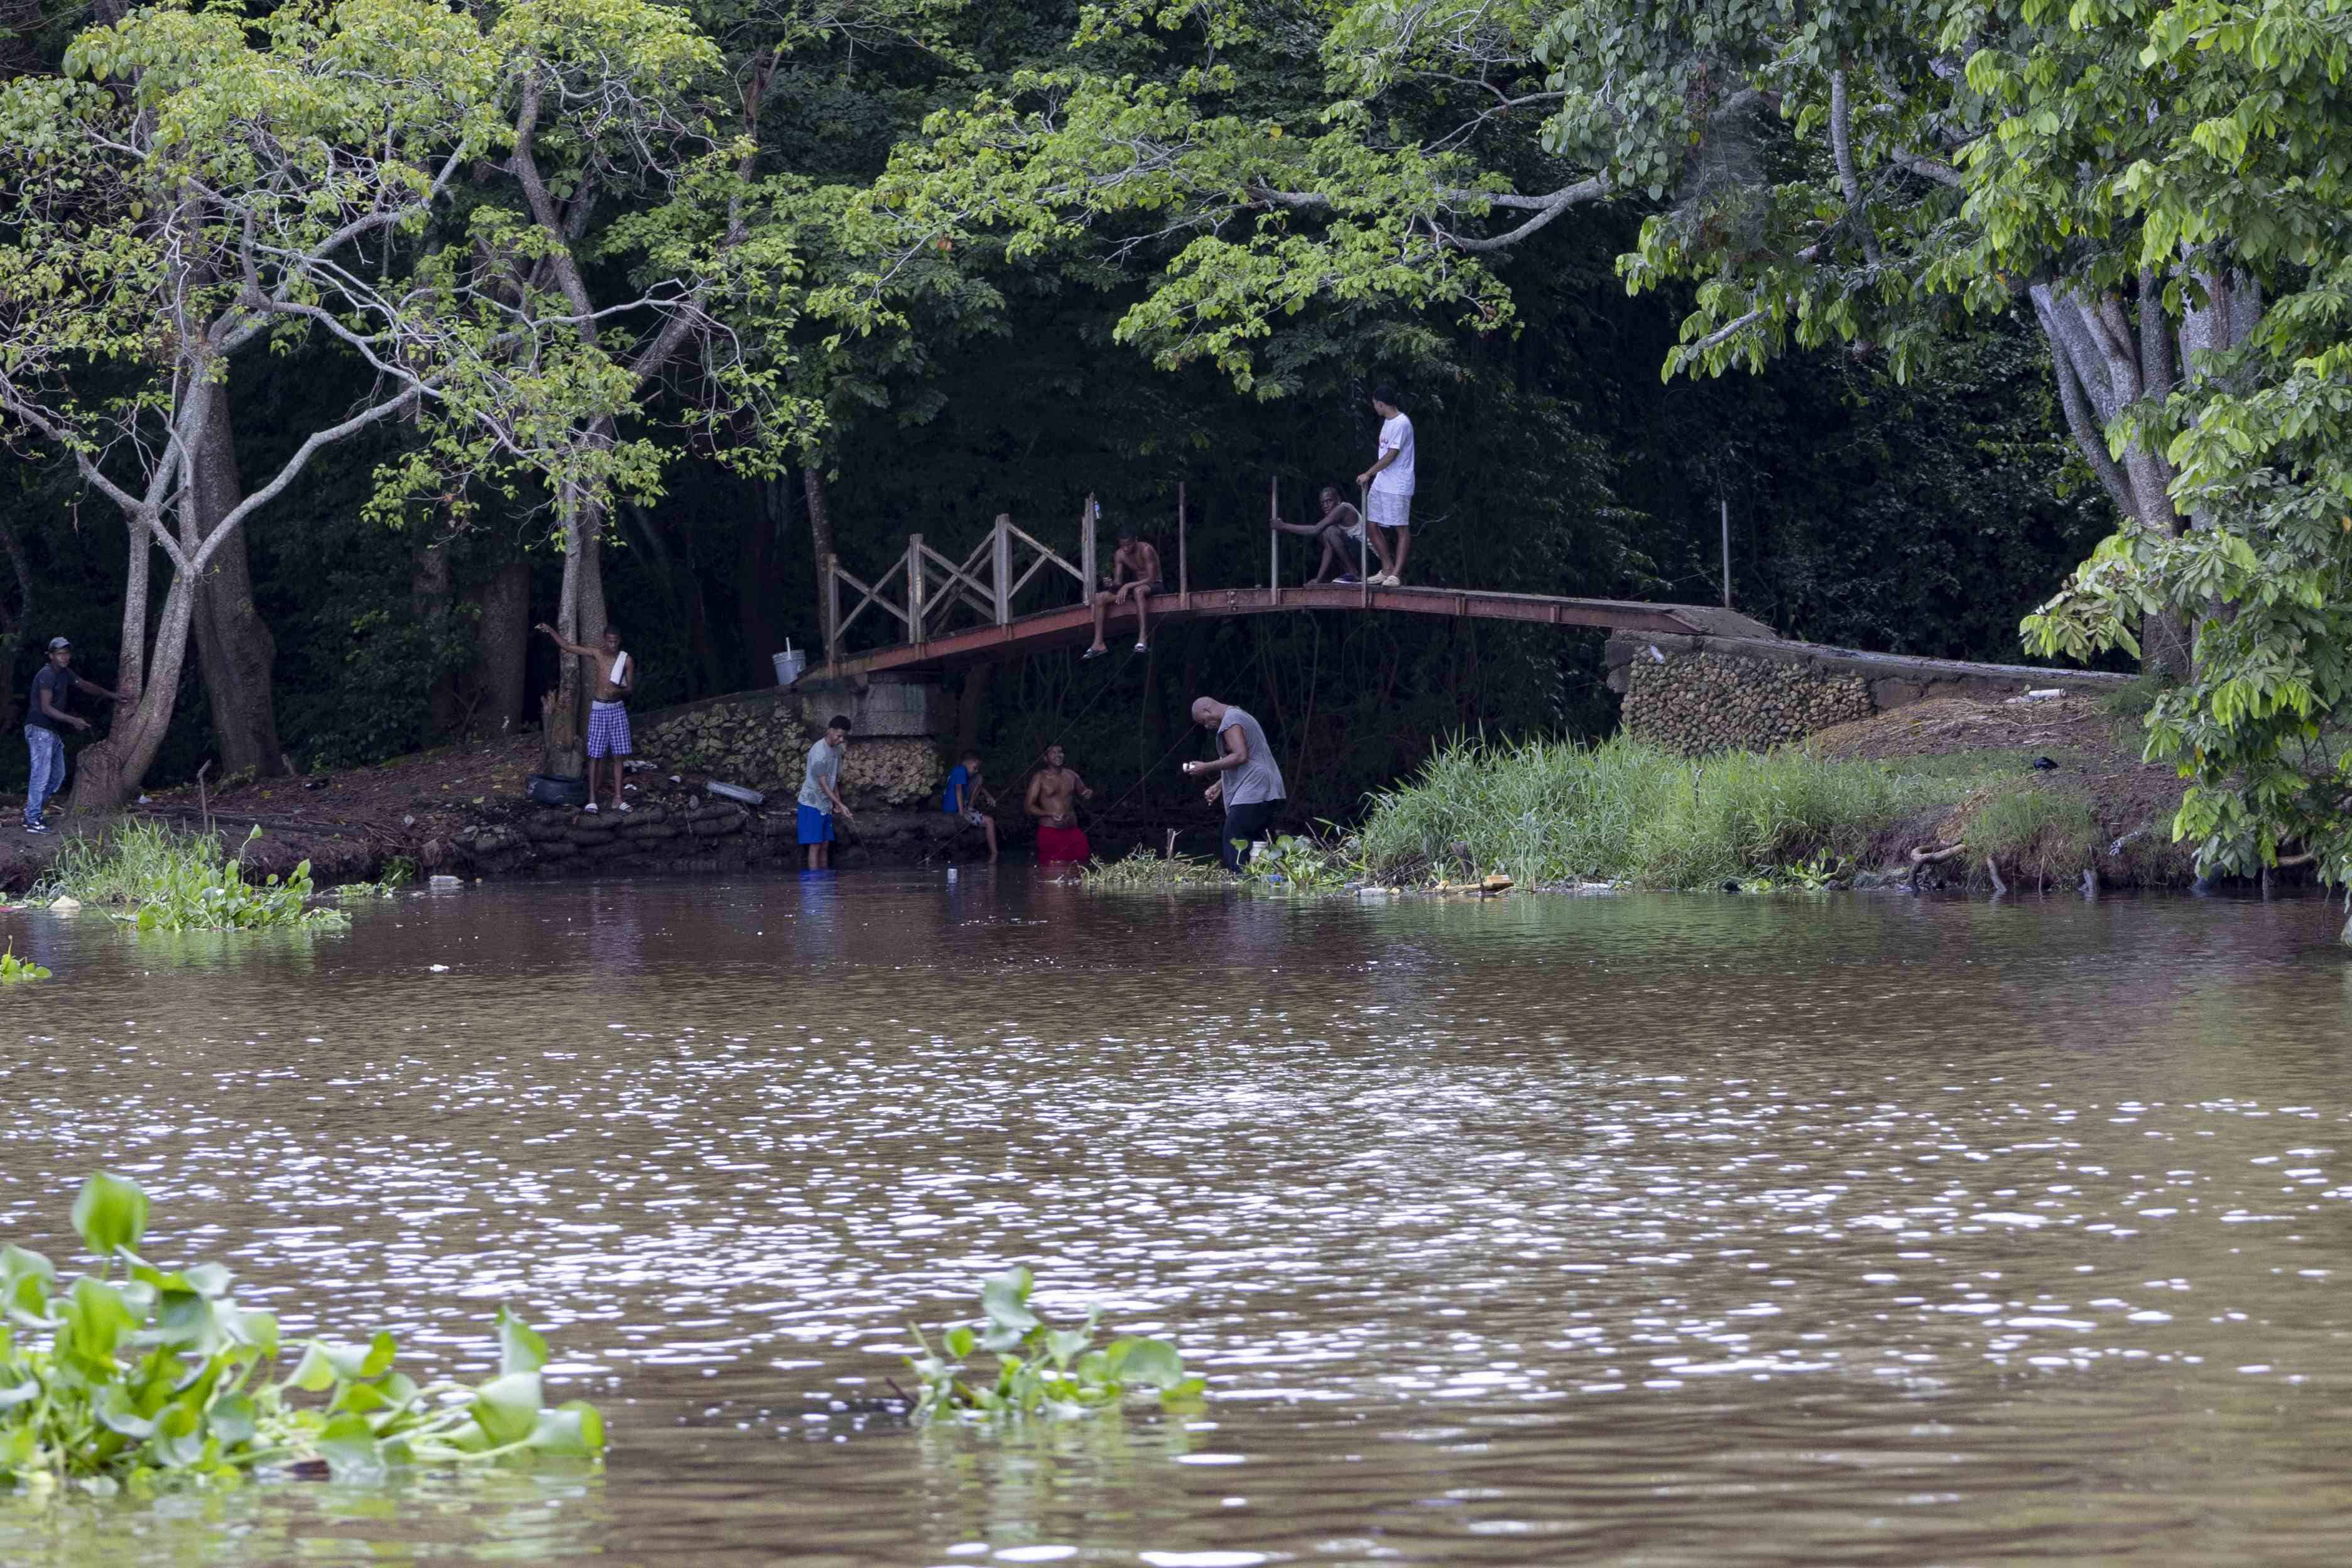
[451,798,986,878]
[1606,631,2128,755]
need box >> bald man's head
[1190,697,1224,727]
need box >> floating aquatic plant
[0,944,46,984]
[0,1175,602,1493]
[906,1267,1203,1421]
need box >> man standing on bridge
[1357,384,1415,587]
[1182,695,1287,873]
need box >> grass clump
[1960,785,2104,879]
[2,1173,602,1493]
[1079,847,1231,890]
[1355,735,1976,890]
[36,822,344,932]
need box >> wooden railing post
[825,553,842,665]
[906,533,927,646]
[1177,481,1188,603]
[1359,481,1371,606]
[993,514,1013,626]
[1081,494,1097,606]
[1268,476,1279,602]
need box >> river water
[5,875,2352,1564]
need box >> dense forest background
[0,0,2115,817]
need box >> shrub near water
[36,823,345,932]
[1,1175,602,1493]
[1354,736,1971,889]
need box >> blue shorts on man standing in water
[796,805,834,845]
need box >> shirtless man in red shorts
[1025,744,1095,863]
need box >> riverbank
[1,688,2205,896]
[1344,689,2199,892]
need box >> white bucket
[772,642,807,687]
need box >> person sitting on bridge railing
[1275,484,1382,585]
[1084,526,1163,659]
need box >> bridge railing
[825,501,1113,667]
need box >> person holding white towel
[538,621,636,814]
[1356,383,1416,587]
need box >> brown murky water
[6,874,2352,1565]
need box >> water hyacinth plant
[0,944,46,984]
[36,823,347,932]
[907,1268,1204,1421]
[0,1175,602,1493]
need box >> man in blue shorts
[798,715,855,870]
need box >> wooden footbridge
[815,487,1773,680]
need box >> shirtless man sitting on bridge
[1084,528,1163,658]
[1026,743,1095,863]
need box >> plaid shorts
[586,702,633,758]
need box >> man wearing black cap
[23,637,121,834]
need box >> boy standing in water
[799,715,855,870]
[1356,384,1416,587]
[942,748,999,862]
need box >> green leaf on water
[471,1371,544,1447]
[979,1267,1037,1334]
[1105,1337,1185,1390]
[496,1305,548,1375]
[209,1393,258,1446]
[72,1172,148,1258]
[943,1326,975,1358]
[524,1400,606,1456]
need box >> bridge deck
[814,583,1771,681]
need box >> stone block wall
[1606,631,2128,756]
[1623,651,1873,754]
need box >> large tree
[0,0,498,808]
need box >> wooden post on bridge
[1081,494,1098,606]
[1268,476,1279,604]
[825,553,842,667]
[1177,482,1188,604]
[992,514,1013,626]
[1359,481,1371,607]
[906,533,927,648]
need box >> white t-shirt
[1373,413,1416,496]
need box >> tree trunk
[956,663,991,761]
[541,492,604,780]
[72,509,197,813]
[2030,281,2192,679]
[470,561,531,736]
[803,464,836,651]
[737,478,786,682]
[183,378,289,777]
[413,538,462,737]
[0,515,28,730]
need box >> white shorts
[1367,490,1412,529]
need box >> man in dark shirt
[24,636,121,833]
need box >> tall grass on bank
[1354,736,1975,889]
[35,821,344,931]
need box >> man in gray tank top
[1182,697,1288,871]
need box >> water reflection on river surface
[6,875,2352,1564]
